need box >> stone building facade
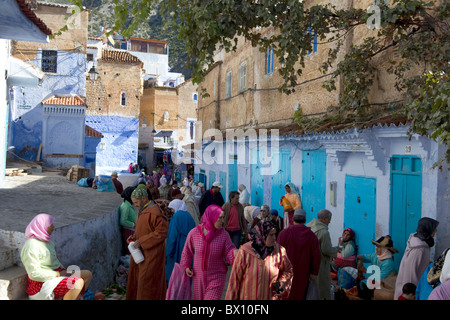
[85,48,143,175]
[7,2,89,166]
[194,0,450,267]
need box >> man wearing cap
[171,188,184,200]
[126,187,169,300]
[111,171,123,194]
[278,208,321,300]
[198,181,225,216]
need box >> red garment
[112,179,123,194]
[26,267,83,298]
[277,224,321,300]
[397,295,410,300]
[226,205,240,232]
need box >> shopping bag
[305,280,320,300]
[166,263,192,300]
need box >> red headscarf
[343,228,355,240]
[198,205,224,271]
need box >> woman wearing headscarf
[182,186,200,225]
[394,217,439,299]
[20,214,92,300]
[158,175,171,200]
[165,199,197,285]
[279,182,302,229]
[250,204,272,230]
[150,170,160,188]
[180,204,237,300]
[332,228,357,270]
[225,220,293,300]
[428,249,450,300]
[119,186,137,253]
[416,247,449,300]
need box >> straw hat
[371,235,398,253]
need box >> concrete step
[0,246,19,271]
[0,265,28,300]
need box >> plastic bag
[306,280,320,300]
[166,263,192,300]
[77,177,89,187]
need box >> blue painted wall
[193,125,449,260]
[85,115,139,175]
[8,51,86,161]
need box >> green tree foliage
[86,0,450,163]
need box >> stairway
[0,245,28,300]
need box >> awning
[0,0,51,42]
[155,130,173,138]
[7,57,44,87]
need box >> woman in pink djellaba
[180,204,237,300]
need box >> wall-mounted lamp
[88,65,99,81]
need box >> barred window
[42,50,57,73]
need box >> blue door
[195,169,207,187]
[344,175,377,256]
[228,159,238,194]
[251,149,264,206]
[302,150,327,223]
[209,170,216,189]
[390,155,422,271]
[271,149,291,219]
[219,171,227,200]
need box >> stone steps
[0,265,28,300]
[0,246,17,271]
[0,246,28,300]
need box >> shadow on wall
[8,106,43,162]
[51,208,122,292]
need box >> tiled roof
[16,0,52,36]
[101,49,143,65]
[41,95,87,106]
[85,125,103,138]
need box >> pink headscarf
[198,205,223,271]
[25,213,55,242]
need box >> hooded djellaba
[394,217,439,300]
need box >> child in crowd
[398,283,416,300]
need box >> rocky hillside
[48,0,192,78]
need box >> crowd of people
[19,171,448,301]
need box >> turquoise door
[195,169,207,187]
[219,171,227,200]
[251,149,264,206]
[302,150,327,223]
[228,160,238,194]
[209,170,216,189]
[390,155,422,271]
[344,175,377,256]
[271,149,291,219]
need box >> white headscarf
[160,175,167,187]
[440,250,450,283]
[168,199,188,213]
